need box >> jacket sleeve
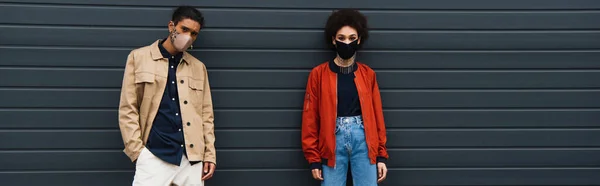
[118,51,145,162]
[201,64,217,165]
[372,72,389,160]
[301,69,321,165]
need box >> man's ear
[168,21,175,32]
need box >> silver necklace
[335,58,355,74]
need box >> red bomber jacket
[301,61,389,168]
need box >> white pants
[133,147,204,186]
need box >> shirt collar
[158,38,183,61]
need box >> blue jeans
[322,115,377,186]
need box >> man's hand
[311,169,323,181]
[201,162,216,180]
[377,162,387,183]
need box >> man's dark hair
[171,6,205,27]
[324,9,369,49]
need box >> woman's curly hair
[324,9,369,49]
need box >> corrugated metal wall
[1,0,600,185]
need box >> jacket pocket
[134,72,155,100]
[304,93,311,112]
[135,72,155,84]
[188,77,204,106]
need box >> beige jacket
[118,40,216,164]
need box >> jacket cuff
[377,156,387,164]
[125,146,143,163]
[203,153,217,165]
[309,162,322,170]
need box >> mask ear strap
[169,21,176,35]
[170,22,176,40]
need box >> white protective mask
[170,29,193,52]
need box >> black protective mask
[335,40,359,59]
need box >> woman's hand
[312,168,324,181]
[377,162,388,183]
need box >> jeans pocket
[334,125,340,134]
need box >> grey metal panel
[374,71,600,89]
[3,4,600,29]
[0,47,132,68]
[4,48,600,69]
[0,110,117,129]
[2,26,600,50]
[3,130,599,149]
[3,89,600,109]
[3,90,600,109]
[0,172,134,186]
[389,169,600,185]
[386,110,600,128]
[214,91,600,109]
[0,90,119,108]
[2,149,599,170]
[2,169,600,186]
[0,130,123,149]
[5,69,600,89]
[0,69,124,88]
[387,129,600,147]
[390,149,600,168]
[214,149,600,168]
[2,0,600,9]
[0,171,321,186]
[382,91,600,108]
[214,130,600,148]
[0,151,134,170]
[3,110,600,129]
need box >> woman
[301,9,389,186]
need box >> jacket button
[180,80,184,84]
[184,100,188,104]
[190,144,194,148]
[187,122,191,126]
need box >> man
[118,6,216,186]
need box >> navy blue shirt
[145,39,186,166]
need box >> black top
[145,39,186,166]
[329,60,362,117]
